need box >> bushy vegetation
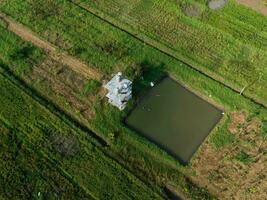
[235,151,253,164]
[0,25,43,75]
[80,79,101,97]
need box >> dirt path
[0,12,103,81]
[237,0,267,16]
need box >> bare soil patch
[237,0,267,16]
[191,111,266,200]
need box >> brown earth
[191,111,267,200]
[237,0,267,16]
[0,12,103,81]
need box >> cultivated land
[0,0,266,199]
[70,0,267,107]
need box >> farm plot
[0,24,164,199]
[0,12,103,81]
[0,1,267,199]
[0,21,213,199]
[0,67,162,200]
[67,0,267,107]
[1,0,267,107]
[0,122,93,200]
[0,23,103,138]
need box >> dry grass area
[29,58,100,122]
[191,111,267,199]
[237,0,267,16]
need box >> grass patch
[0,122,91,199]
[0,1,267,199]
[0,68,161,199]
[210,127,236,149]
[80,79,101,97]
[235,151,253,164]
[65,0,267,105]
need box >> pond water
[126,77,222,164]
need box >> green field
[0,66,164,199]
[0,18,212,199]
[71,0,267,106]
[0,0,266,199]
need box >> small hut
[104,72,132,110]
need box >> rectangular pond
[126,77,222,164]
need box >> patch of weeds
[208,170,220,182]
[211,128,236,149]
[124,63,142,80]
[49,133,81,157]
[94,40,129,59]
[262,119,267,139]
[235,151,253,164]
[80,80,101,97]
[30,0,62,20]
[246,186,257,194]
[10,45,35,60]
[108,132,115,141]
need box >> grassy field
[1,0,266,106]
[0,20,213,199]
[0,25,163,199]
[0,0,266,199]
[0,65,165,199]
[69,0,267,106]
[0,121,93,200]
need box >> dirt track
[0,12,103,81]
[237,0,267,16]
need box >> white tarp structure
[104,72,132,110]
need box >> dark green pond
[126,77,222,164]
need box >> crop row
[69,0,267,106]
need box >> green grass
[0,1,267,199]
[0,24,213,199]
[0,122,92,200]
[0,22,216,198]
[0,24,44,75]
[0,67,162,199]
[0,25,164,198]
[80,79,101,97]
[0,0,265,105]
[210,118,236,149]
[68,0,267,106]
[235,151,253,164]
